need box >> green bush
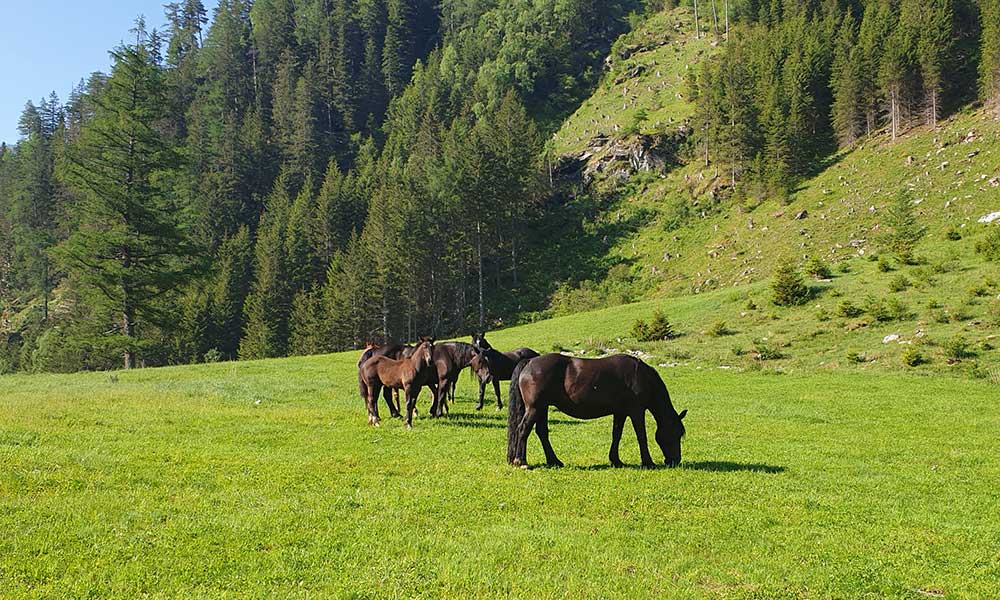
[752,338,783,360]
[877,255,894,272]
[771,261,810,306]
[631,309,676,341]
[804,256,832,279]
[836,299,864,318]
[880,190,925,264]
[845,350,867,364]
[888,274,911,292]
[943,335,975,361]
[901,346,925,367]
[864,295,910,322]
[944,226,962,241]
[708,321,733,337]
[975,227,1000,261]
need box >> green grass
[3,311,1000,597]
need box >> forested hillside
[2,0,999,374]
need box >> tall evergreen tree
[980,0,1000,109]
[54,23,193,369]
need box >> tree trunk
[711,0,719,36]
[693,0,700,39]
[476,220,485,331]
[724,0,729,41]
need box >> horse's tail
[507,358,530,465]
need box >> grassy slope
[2,326,1000,598]
[543,5,1000,378]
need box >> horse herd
[357,333,689,468]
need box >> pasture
[2,341,999,598]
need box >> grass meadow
[3,315,1000,598]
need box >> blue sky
[1,0,218,146]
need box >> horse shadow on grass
[436,411,586,430]
[564,460,786,473]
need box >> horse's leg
[492,379,502,410]
[630,411,655,468]
[535,404,563,467]
[404,384,416,429]
[609,412,627,467]
[476,378,487,411]
[383,385,400,418]
[368,381,382,427]
[515,406,538,467]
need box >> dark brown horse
[426,341,479,417]
[507,353,687,468]
[359,341,436,428]
[469,345,540,410]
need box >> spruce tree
[240,179,292,359]
[980,0,1000,109]
[54,23,193,369]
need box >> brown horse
[469,345,540,410]
[360,340,436,428]
[357,342,408,417]
[507,353,687,468]
[426,342,479,417]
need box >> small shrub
[865,295,910,322]
[968,283,989,298]
[877,255,894,272]
[901,346,925,367]
[888,274,911,292]
[771,261,810,306]
[752,338,783,361]
[836,299,864,318]
[708,321,733,337]
[880,189,925,264]
[944,226,962,241]
[943,334,975,361]
[745,298,758,311]
[926,298,942,310]
[845,349,867,364]
[987,300,1000,326]
[804,256,832,279]
[632,309,676,341]
[816,307,830,322]
[203,349,223,363]
[974,227,1000,261]
[837,261,852,274]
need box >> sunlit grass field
[3,317,1000,597]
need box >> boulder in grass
[883,334,901,344]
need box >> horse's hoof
[476,405,483,411]
[519,464,530,470]
[406,423,413,431]
[512,458,523,467]
[641,462,656,469]
[548,460,564,468]
[610,460,625,468]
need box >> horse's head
[656,408,687,467]
[470,350,491,381]
[472,332,492,352]
[414,340,435,368]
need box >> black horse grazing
[427,341,479,416]
[360,341,436,428]
[469,346,540,410]
[507,353,687,468]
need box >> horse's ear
[679,409,687,420]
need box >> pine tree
[210,226,253,358]
[980,0,1000,110]
[916,0,954,127]
[240,179,292,359]
[831,11,864,146]
[383,0,415,96]
[54,23,193,369]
